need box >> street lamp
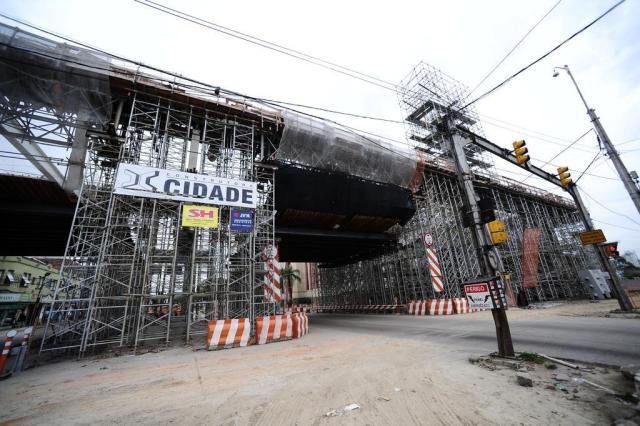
[552,64,640,216]
[553,65,636,312]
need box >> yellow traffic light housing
[512,140,530,165]
[487,220,505,233]
[487,220,508,245]
[512,140,525,150]
[557,166,572,187]
[491,231,509,244]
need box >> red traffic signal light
[606,242,619,257]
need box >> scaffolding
[318,168,598,305]
[1,22,607,357]
[317,63,600,307]
[35,89,281,355]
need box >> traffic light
[478,196,496,223]
[557,166,573,187]
[487,220,508,245]
[606,242,619,257]
[512,140,530,165]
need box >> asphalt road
[310,312,640,366]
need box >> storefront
[0,256,68,329]
[0,292,34,327]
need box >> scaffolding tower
[39,91,281,355]
[317,63,600,306]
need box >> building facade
[288,262,319,304]
[0,256,69,328]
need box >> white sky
[1,0,639,253]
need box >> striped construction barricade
[408,300,455,315]
[427,299,454,315]
[408,300,428,315]
[255,314,293,345]
[292,313,309,338]
[453,298,470,314]
[0,330,17,375]
[453,297,494,314]
[207,318,251,350]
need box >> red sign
[464,282,492,309]
[465,283,489,293]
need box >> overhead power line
[574,152,602,184]
[581,187,640,227]
[469,0,564,95]
[134,0,397,92]
[0,11,626,188]
[593,219,640,232]
[477,112,588,144]
[135,0,624,119]
[482,118,598,153]
[132,0,624,155]
[520,128,593,183]
[0,11,615,159]
[1,41,622,184]
[460,0,626,110]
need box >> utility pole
[445,119,515,357]
[554,65,640,216]
[566,185,634,311]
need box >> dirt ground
[0,301,637,425]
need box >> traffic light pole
[556,65,640,216]
[567,186,634,311]
[446,121,514,357]
[456,126,634,312]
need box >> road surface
[1,302,637,425]
[310,309,640,366]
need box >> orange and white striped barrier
[408,299,454,315]
[264,245,282,302]
[0,330,17,374]
[206,318,251,350]
[255,315,293,345]
[292,313,309,338]
[426,248,445,293]
[411,302,421,315]
[453,298,470,314]
[452,297,493,314]
[428,299,454,315]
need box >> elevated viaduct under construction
[0,23,603,356]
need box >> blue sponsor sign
[230,208,253,233]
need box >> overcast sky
[1,0,639,254]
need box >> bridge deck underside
[317,170,599,306]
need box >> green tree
[280,264,301,306]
